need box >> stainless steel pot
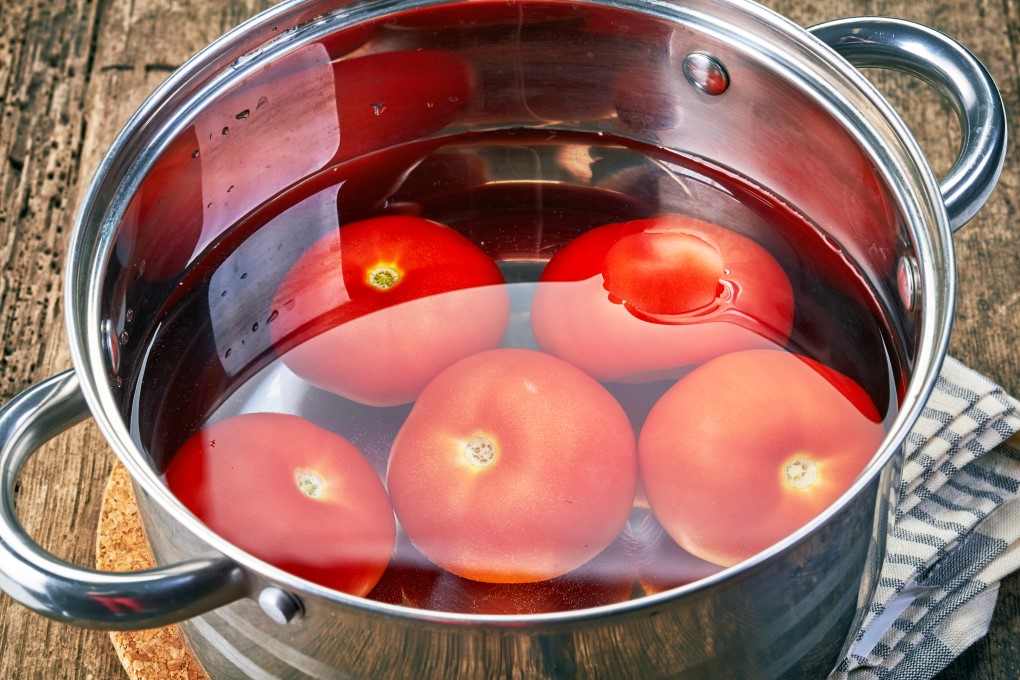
[0,0,1006,677]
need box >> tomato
[165,412,396,596]
[638,349,886,567]
[386,348,637,583]
[270,215,510,406]
[531,215,794,383]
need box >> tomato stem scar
[464,437,497,467]
[295,469,325,498]
[783,456,819,490]
[368,265,400,290]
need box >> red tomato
[386,348,637,583]
[638,349,886,567]
[165,412,396,596]
[270,215,509,406]
[531,215,794,383]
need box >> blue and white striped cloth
[832,356,1020,679]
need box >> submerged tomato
[386,348,637,583]
[270,215,509,406]
[531,215,794,382]
[638,349,886,567]
[165,412,396,596]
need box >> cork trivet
[95,462,210,680]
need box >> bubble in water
[118,330,129,345]
[236,109,251,120]
[372,102,386,116]
[125,308,134,322]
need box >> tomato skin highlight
[531,215,794,383]
[602,230,724,314]
[270,215,510,406]
[638,349,885,567]
[165,412,396,596]
[386,348,638,584]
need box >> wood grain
[97,463,210,680]
[0,0,1016,677]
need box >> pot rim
[64,0,952,625]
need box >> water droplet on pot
[227,185,234,193]
[448,95,459,102]
[256,96,269,110]
[240,272,248,280]
[426,100,435,109]
[267,310,278,323]
[222,126,229,136]
[191,149,200,158]
[236,109,250,120]
[125,308,134,322]
[225,347,233,358]
[372,102,386,116]
[118,330,129,345]
[252,322,259,332]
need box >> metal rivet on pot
[682,52,729,96]
[102,319,120,375]
[258,586,304,624]
[897,255,920,311]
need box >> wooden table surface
[1,0,1017,677]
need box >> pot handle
[809,17,1007,231]
[0,370,248,630]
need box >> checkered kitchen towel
[832,356,1020,679]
